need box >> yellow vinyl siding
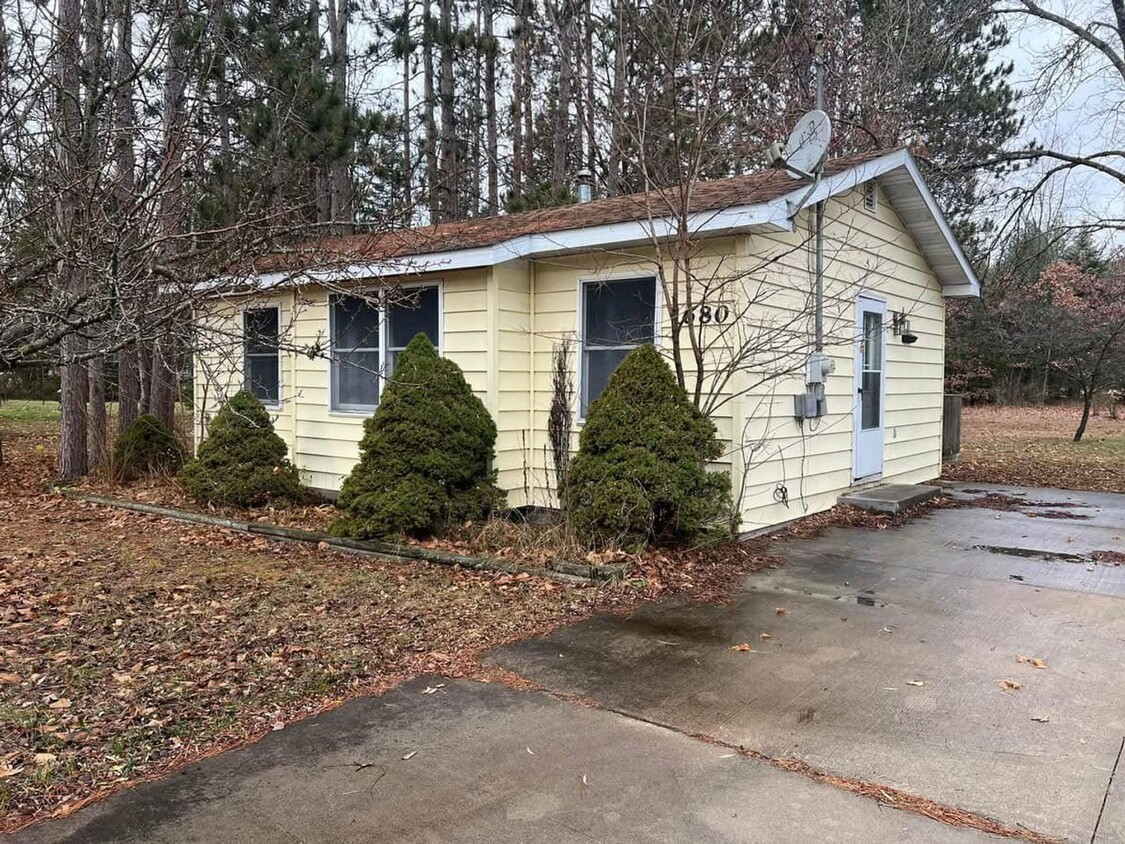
[735,183,946,532]
[194,270,491,492]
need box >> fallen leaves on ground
[999,680,1023,691]
[730,643,753,652]
[1016,655,1047,669]
[942,404,1125,493]
[0,422,783,832]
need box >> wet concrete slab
[11,678,991,844]
[489,485,1125,843]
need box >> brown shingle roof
[250,149,897,273]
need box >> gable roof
[224,147,979,297]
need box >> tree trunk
[421,0,438,219]
[1074,388,1093,442]
[150,335,177,430]
[548,0,574,193]
[59,352,89,481]
[583,0,595,174]
[470,2,483,214]
[438,0,456,220]
[483,0,498,212]
[118,344,140,434]
[607,0,626,195]
[401,0,413,216]
[511,6,525,200]
[327,0,353,231]
[88,356,107,468]
[138,340,152,414]
[311,0,330,226]
[56,0,87,481]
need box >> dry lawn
[0,416,772,832]
[942,403,1125,493]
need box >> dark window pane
[861,371,881,429]
[334,349,380,409]
[583,278,656,346]
[388,286,440,350]
[332,296,380,350]
[244,309,279,354]
[246,356,279,404]
[582,347,631,414]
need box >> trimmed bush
[333,333,504,539]
[565,345,731,545]
[112,414,185,481]
[179,391,303,507]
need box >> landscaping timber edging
[56,489,628,584]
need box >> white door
[853,296,886,480]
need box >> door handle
[857,387,863,394]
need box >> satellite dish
[784,109,831,178]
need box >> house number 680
[687,303,730,325]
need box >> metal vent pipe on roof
[576,170,594,203]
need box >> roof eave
[202,149,979,299]
[771,148,980,298]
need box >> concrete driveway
[490,483,1125,842]
[13,483,1124,843]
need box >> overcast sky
[992,1,1123,247]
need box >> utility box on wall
[793,392,818,419]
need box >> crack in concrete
[1091,735,1124,844]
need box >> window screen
[581,277,656,414]
[386,286,440,377]
[244,308,280,405]
[331,295,381,411]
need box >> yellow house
[193,148,979,534]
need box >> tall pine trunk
[607,0,626,195]
[88,357,107,468]
[117,345,140,434]
[511,7,525,200]
[548,0,573,193]
[56,0,87,481]
[483,0,498,212]
[401,0,413,216]
[421,0,438,219]
[150,335,177,430]
[438,0,456,220]
[327,0,353,231]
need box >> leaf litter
[0,425,788,832]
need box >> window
[386,285,441,376]
[330,284,441,413]
[330,295,381,412]
[580,277,657,415]
[244,308,280,406]
[863,181,878,213]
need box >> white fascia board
[200,202,790,294]
[772,148,981,298]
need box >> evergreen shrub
[332,334,504,539]
[179,391,303,506]
[566,345,731,545]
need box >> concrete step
[838,483,941,514]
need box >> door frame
[852,293,887,482]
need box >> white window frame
[328,281,443,416]
[242,304,283,409]
[577,274,661,420]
